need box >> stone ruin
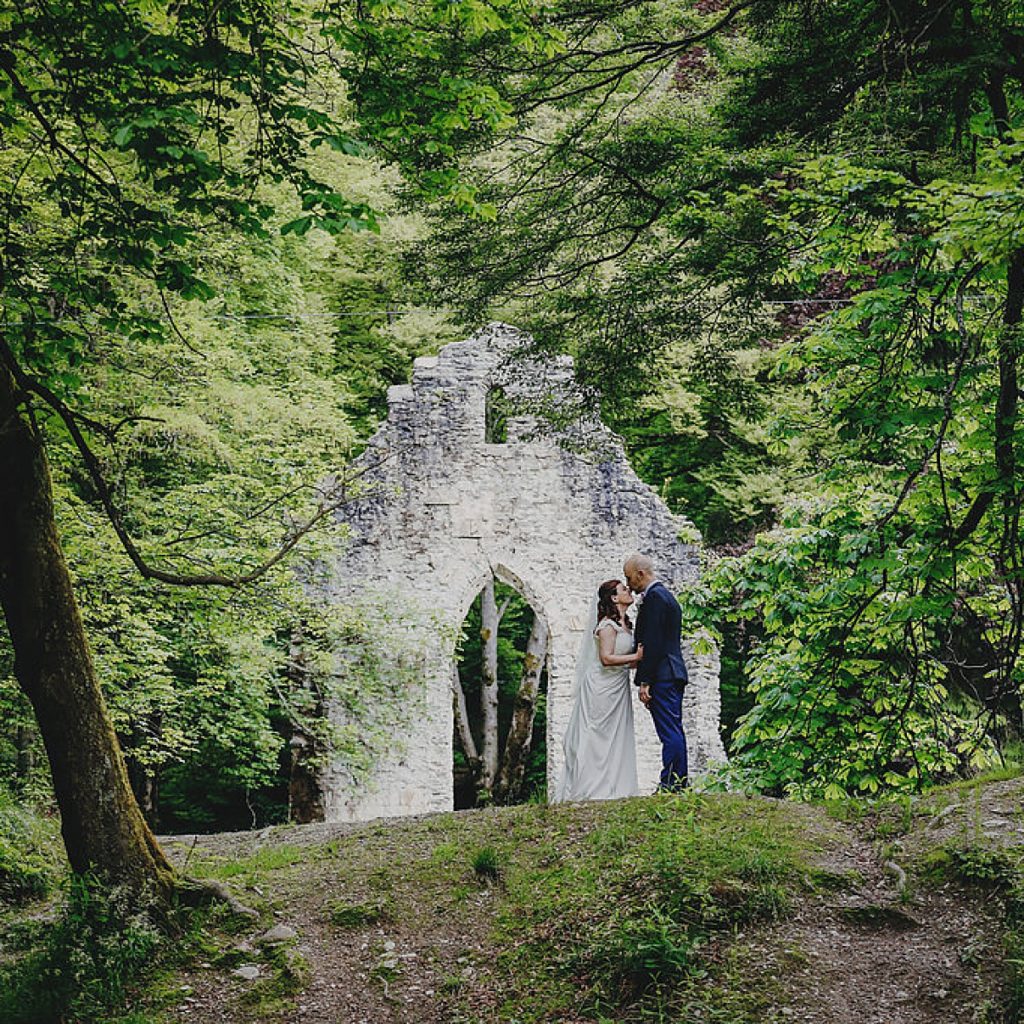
[315,323,726,821]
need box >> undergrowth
[455,793,818,1022]
[0,792,62,904]
[0,872,234,1024]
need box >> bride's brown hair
[597,579,626,625]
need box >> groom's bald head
[623,553,657,593]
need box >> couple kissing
[555,554,688,803]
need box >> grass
[5,772,1024,1022]
[327,895,390,928]
[0,874,169,1024]
[470,845,502,881]
[182,842,311,883]
[433,793,822,1023]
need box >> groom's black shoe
[654,778,688,795]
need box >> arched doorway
[452,574,549,808]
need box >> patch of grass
[327,896,390,928]
[470,845,502,881]
[188,843,309,882]
[579,906,705,1006]
[429,840,460,866]
[807,866,862,892]
[947,844,1020,889]
[0,870,249,1024]
[240,942,309,1015]
[0,873,163,1024]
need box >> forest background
[2,0,1024,898]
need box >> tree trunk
[995,247,1024,729]
[0,361,174,896]
[127,716,161,828]
[493,612,548,804]
[15,724,34,779]
[452,663,481,770]
[478,578,500,795]
[284,629,325,824]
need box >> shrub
[0,874,163,1024]
[0,795,60,904]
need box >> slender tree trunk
[478,578,500,795]
[0,362,174,896]
[995,247,1024,728]
[452,663,481,768]
[493,612,548,804]
[126,715,162,828]
[286,632,326,824]
[15,724,33,779]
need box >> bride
[554,579,643,802]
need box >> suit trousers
[647,680,688,791]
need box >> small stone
[259,923,298,944]
[232,964,261,981]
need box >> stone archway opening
[452,574,549,809]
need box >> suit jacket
[633,581,688,686]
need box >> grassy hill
[3,778,1024,1023]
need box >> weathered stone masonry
[317,323,726,821]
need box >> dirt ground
[159,780,1024,1024]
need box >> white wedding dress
[554,617,639,802]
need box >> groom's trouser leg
[648,681,688,791]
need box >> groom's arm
[637,591,670,679]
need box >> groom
[624,553,689,792]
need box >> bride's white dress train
[555,617,639,802]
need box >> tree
[0,0,559,895]
[493,609,549,803]
[414,0,1024,790]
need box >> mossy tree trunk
[0,361,175,897]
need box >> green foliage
[685,494,1000,797]
[411,0,1024,795]
[0,0,563,840]
[947,845,1021,891]
[582,907,704,1003]
[0,875,162,1024]
[0,793,61,904]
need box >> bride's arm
[598,624,641,667]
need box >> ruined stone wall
[315,323,726,821]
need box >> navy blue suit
[634,581,689,790]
